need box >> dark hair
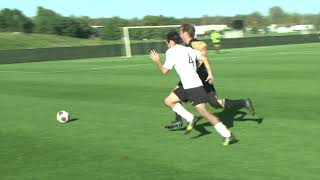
[166,31,182,44]
[180,24,195,38]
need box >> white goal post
[123,25,180,57]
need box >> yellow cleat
[222,134,238,146]
[184,118,197,134]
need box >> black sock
[174,113,182,122]
[224,99,246,109]
[208,91,223,108]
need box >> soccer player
[210,30,222,53]
[165,24,255,129]
[149,31,236,146]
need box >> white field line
[213,50,320,60]
[0,70,42,74]
[0,49,319,74]
[0,63,150,74]
[49,63,150,73]
[218,43,320,52]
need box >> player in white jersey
[149,32,236,146]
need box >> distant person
[210,30,222,53]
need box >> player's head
[166,31,182,48]
[179,24,195,42]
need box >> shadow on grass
[165,108,262,139]
[67,118,79,123]
[190,109,263,139]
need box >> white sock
[221,99,225,108]
[172,103,194,123]
[214,122,231,138]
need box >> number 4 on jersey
[188,53,195,67]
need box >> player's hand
[206,75,214,84]
[149,50,160,64]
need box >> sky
[0,0,319,19]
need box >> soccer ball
[56,111,70,123]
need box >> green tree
[311,13,320,31]
[0,8,34,33]
[34,6,62,34]
[289,13,303,24]
[134,15,179,40]
[54,17,93,38]
[100,17,128,40]
[245,12,267,28]
[269,6,288,24]
[34,7,93,38]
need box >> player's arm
[191,41,208,62]
[199,54,214,84]
[196,45,215,84]
[200,46,208,57]
[149,50,169,75]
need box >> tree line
[0,7,93,38]
[0,6,319,40]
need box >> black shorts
[173,86,208,106]
[177,81,216,93]
[202,81,216,93]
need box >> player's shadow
[191,109,263,139]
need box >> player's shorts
[173,86,208,106]
[178,80,216,93]
[202,81,216,93]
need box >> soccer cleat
[245,98,255,116]
[184,117,198,134]
[164,120,183,129]
[222,134,237,146]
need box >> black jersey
[178,38,216,93]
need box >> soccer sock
[172,103,194,123]
[224,99,247,109]
[214,122,231,138]
[208,92,223,108]
[175,113,183,122]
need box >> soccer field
[0,43,319,180]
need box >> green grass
[0,43,320,180]
[242,31,303,37]
[0,33,166,50]
[0,33,107,50]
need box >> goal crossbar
[123,25,180,57]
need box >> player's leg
[164,91,195,126]
[213,43,220,53]
[216,43,221,53]
[218,98,255,115]
[204,82,255,115]
[202,83,223,109]
[164,86,186,129]
[186,87,237,145]
[164,93,183,129]
[184,87,213,134]
[207,91,223,108]
[195,103,236,145]
[245,98,255,115]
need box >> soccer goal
[122,25,180,57]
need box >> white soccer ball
[56,111,70,123]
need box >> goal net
[122,25,180,57]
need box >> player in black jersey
[165,24,255,129]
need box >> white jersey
[163,44,203,89]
